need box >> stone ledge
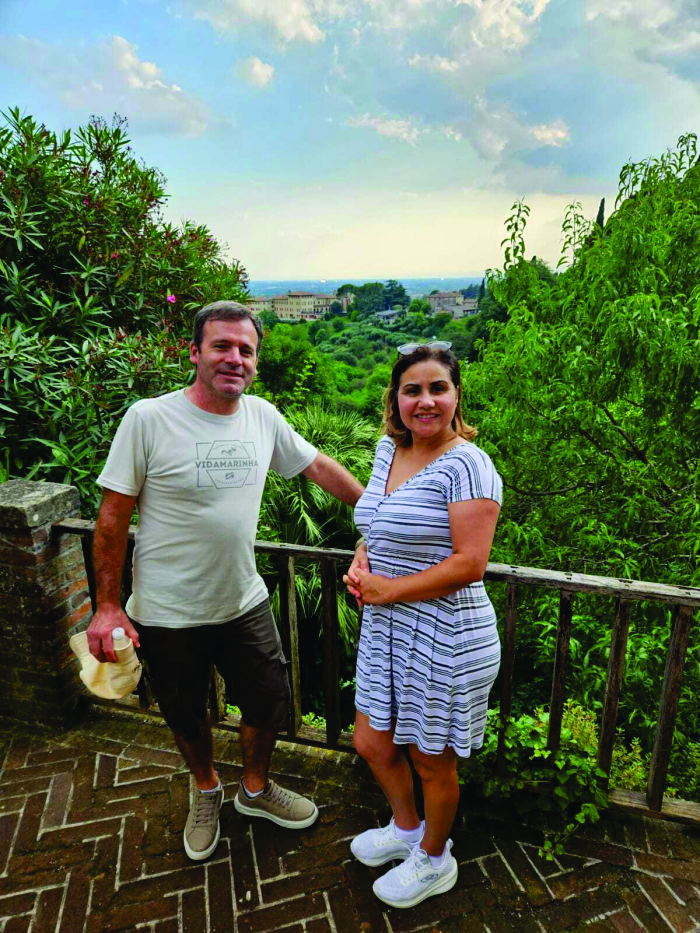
[0,481,79,529]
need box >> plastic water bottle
[69,626,142,699]
[112,627,134,655]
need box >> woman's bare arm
[352,498,500,605]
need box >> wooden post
[138,664,154,710]
[208,668,228,722]
[277,555,302,738]
[121,537,134,605]
[81,537,97,613]
[597,599,633,787]
[547,590,573,754]
[646,604,693,811]
[320,558,341,747]
[496,584,518,776]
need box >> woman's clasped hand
[343,545,395,605]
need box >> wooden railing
[54,518,700,824]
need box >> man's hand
[87,606,140,663]
[342,542,369,606]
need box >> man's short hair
[192,301,264,353]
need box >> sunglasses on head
[397,341,452,356]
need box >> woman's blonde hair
[382,345,477,448]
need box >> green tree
[255,327,332,403]
[431,312,453,333]
[407,298,431,316]
[464,134,700,754]
[384,279,409,309]
[258,309,279,331]
[352,282,386,318]
[308,320,330,344]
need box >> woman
[343,342,502,909]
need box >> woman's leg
[408,744,459,856]
[354,711,421,830]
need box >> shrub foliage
[0,108,248,511]
[465,134,700,774]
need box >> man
[87,300,363,861]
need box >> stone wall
[0,480,91,726]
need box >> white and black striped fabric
[354,437,503,757]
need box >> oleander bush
[0,107,248,513]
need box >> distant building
[376,308,403,321]
[271,292,320,321]
[249,290,351,321]
[249,296,272,313]
[313,294,337,316]
[452,299,479,319]
[426,291,463,313]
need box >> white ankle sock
[197,781,221,795]
[394,820,424,844]
[242,781,265,799]
[427,847,447,867]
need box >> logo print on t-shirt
[195,441,258,488]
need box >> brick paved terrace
[2,707,700,933]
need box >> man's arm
[301,452,364,506]
[87,489,139,663]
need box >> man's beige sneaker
[184,781,224,860]
[234,779,318,828]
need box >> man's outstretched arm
[301,452,364,506]
[87,488,139,662]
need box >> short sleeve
[269,410,317,479]
[97,405,148,496]
[445,446,503,506]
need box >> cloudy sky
[1,0,699,279]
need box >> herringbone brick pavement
[1,708,700,933]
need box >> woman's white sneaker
[372,840,458,908]
[350,817,422,867]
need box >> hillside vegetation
[2,111,699,796]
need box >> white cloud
[531,119,570,147]
[585,0,675,28]
[0,35,211,136]
[330,44,347,78]
[348,112,421,144]
[407,52,460,73]
[362,0,447,31]
[460,0,551,50]
[584,0,700,63]
[184,0,327,43]
[238,55,275,87]
[440,124,463,141]
[460,97,570,162]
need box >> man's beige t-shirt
[97,389,317,627]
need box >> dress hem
[355,703,485,759]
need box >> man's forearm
[93,492,137,607]
[302,452,364,506]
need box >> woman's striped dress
[354,437,503,758]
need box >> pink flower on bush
[111,252,119,260]
[83,197,90,206]
[166,294,176,303]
